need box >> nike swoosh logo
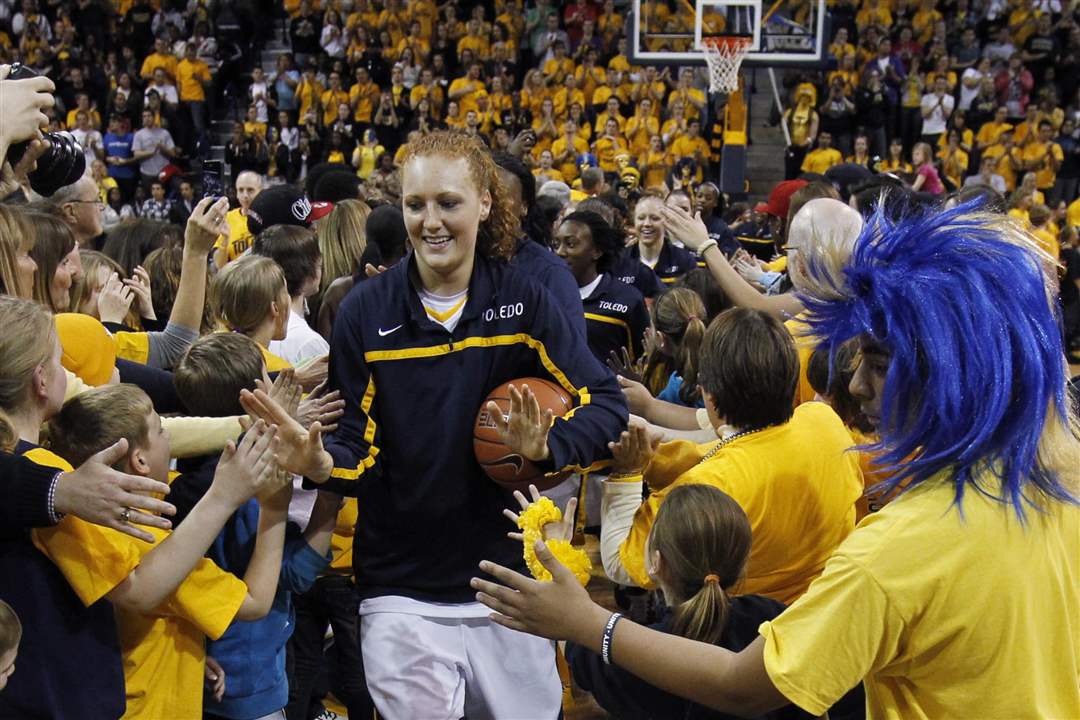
[378,324,403,337]
[491,454,524,473]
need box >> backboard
[627,0,828,68]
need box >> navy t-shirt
[0,443,125,719]
[567,594,812,720]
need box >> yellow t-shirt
[1067,197,1080,228]
[328,498,358,574]
[759,476,1080,718]
[320,89,350,126]
[784,315,817,406]
[448,77,486,115]
[140,52,177,81]
[213,208,253,264]
[176,59,211,102]
[801,147,842,175]
[551,135,589,182]
[976,121,1012,148]
[1032,226,1060,262]
[622,402,862,604]
[261,344,293,373]
[1022,141,1064,190]
[25,447,248,720]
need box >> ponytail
[670,576,730,646]
[649,485,752,648]
[0,409,16,453]
[652,288,707,406]
[676,315,705,406]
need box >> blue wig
[798,200,1077,518]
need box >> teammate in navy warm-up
[240,131,627,720]
[628,193,698,285]
[555,210,649,366]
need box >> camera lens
[4,64,87,197]
[8,131,87,198]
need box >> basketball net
[702,36,752,94]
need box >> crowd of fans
[0,0,1078,719]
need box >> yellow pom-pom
[516,496,562,534]
[517,498,592,586]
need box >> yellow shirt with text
[213,208,254,264]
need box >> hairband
[704,574,721,586]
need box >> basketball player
[240,131,627,719]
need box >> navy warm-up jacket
[319,254,628,603]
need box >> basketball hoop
[702,36,753,94]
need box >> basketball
[474,377,575,492]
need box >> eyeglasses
[66,199,105,208]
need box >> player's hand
[124,266,156,320]
[504,484,577,543]
[296,380,345,433]
[487,383,553,463]
[97,272,135,324]
[608,419,660,475]
[55,439,176,542]
[186,196,230,255]
[205,656,226,702]
[209,419,279,508]
[472,540,606,642]
[239,388,334,482]
[660,204,710,252]
[615,375,654,417]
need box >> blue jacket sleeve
[278,535,331,595]
[318,290,383,496]
[528,281,628,472]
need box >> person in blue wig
[470,200,1080,719]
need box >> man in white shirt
[920,75,954,149]
[143,67,179,107]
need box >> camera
[5,63,86,197]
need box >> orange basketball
[474,377,575,492]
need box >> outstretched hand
[608,420,661,475]
[485,383,553,463]
[660,204,710,252]
[503,484,577,543]
[471,540,607,641]
[185,196,230,255]
[296,380,346,433]
[239,388,334,482]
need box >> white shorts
[360,601,562,720]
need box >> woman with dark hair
[555,210,649,365]
[493,151,587,339]
[101,218,179,277]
